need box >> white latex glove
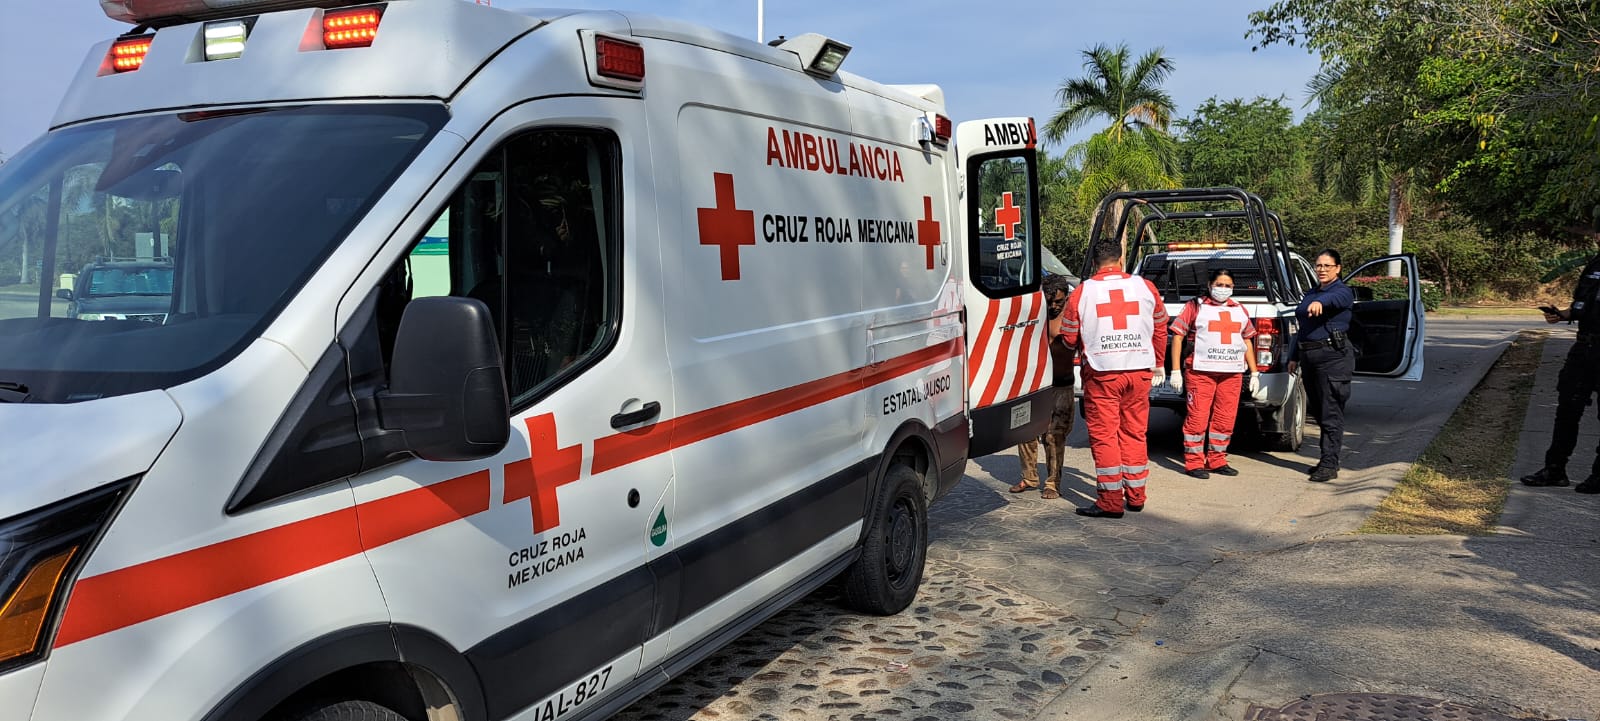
[1169,370,1184,393]
[1151,368,1167,387]
[1248,372,1262,398]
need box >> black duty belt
[1298,339,1331,350]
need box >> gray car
[57,260,174,322]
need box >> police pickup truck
[1081,188,1426,450]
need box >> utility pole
[757,0,764,43]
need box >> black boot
[1520,467,1570,487]
[1575,475,1600,494]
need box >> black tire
[1268,378,1306,452]
[278,700,408,721]
[843,464,928,615]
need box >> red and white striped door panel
[965,290,1050,410]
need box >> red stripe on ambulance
[55,471,492,648]
[55,346,961,647]
[594,339,962,473]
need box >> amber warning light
[324,6,383,49]
[109,34,154,73]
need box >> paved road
[614,318,1538,721]
[937,317,1527,626]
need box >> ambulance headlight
[0,481,131,671]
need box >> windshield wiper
[0,381,32,403]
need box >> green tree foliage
[1043,43,1182,249]
[1043,43,1177,145]
[1249,0,1599,239]
[1176,96,1305,200]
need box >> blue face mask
[1210,287,1233,302]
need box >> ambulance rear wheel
[843,464,927,615]
[278,700,407,721]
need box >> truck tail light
[1254,316,1282,372]
[324,6,384,49]
[109,34,154,73]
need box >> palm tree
[1045,43,1182,249]
[1044,43,1177,145]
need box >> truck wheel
[843,464,927,615]
[1268,379,1307,452]
[278,701,408,721]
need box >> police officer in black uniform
[1521,252,1600,494]
[1288,249,1355,483]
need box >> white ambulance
[0,2,1053,720]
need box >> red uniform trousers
[1181,370,1241,471]
[1081,368,1152,512]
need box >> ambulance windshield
[0,104,447,402]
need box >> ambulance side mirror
[379,296,510,461]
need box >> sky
[0,0,1323,159]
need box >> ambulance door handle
[611,401,661,429]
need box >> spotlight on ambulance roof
[203,19,250,60]
[776,33,851,78]
[101,0,363,24]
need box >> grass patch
[1359,331,1546,535]
[1431,306,1546,318]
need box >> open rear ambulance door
[955,117,1051,456]
[1343,253,1426,381]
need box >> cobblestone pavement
[928,466,1218,637]
[612,561,1116,721]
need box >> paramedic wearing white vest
[1168,269,1261,478]
[1061,240,1168,518]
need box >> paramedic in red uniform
[1167,269,1261,478]
[1061,239,1168,518]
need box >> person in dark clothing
[1288,249,1355,483]
[1013,272,1078,499]
[1521,252,1600,494]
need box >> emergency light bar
[101,0,383,25]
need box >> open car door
[954,117,1051,456]
[1343,253,1426,381]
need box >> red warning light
[324,7,383,49]
[109,35,154,73]
[596,36,645,81]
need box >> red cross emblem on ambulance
[697,172,756,281]
[916,196,941,269]
[503,413,582,533]
[995,192,1022,241]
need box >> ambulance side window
[969,153,1038,297]
[386,129,621,411]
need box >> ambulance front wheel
[277,700,407,721]
[843,464,928,615]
